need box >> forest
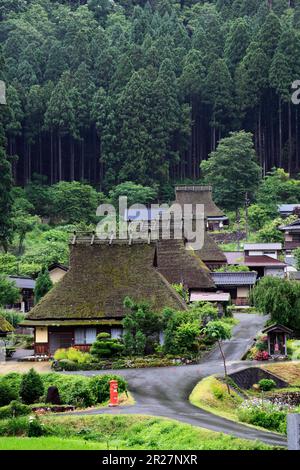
[0,0,300,194]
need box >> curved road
[68,314,287,447]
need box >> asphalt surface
[66,314,287,447]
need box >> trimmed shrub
[90,333,124,359]
[53,347,92,364]
[258,379,276,391]
[20,369,44,404]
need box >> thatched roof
[26,240,187,321]
[157,239,215,290]
[0,316,14,333]
[175,185,225,218]
[195,232,227,263]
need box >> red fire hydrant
[109,379,119,407]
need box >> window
[74,328,97,345]
[111,328,122,339]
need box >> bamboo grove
[1,0,300,192]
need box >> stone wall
[228,367,289,390]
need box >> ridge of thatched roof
[175,185,225,218]
[195,232,227,263]
[26,241,187,321]
[0,316,14,333]
[157,239,215,289]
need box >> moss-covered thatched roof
[195,232,227,263]
[26,241,187,321]
[0,316,14,333]
[157,240,215,289]
[175,185,225,218]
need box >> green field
[0,414,274,450]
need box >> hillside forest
[0,0,300,193]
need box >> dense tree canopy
[0,0,300,193]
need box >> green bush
[89,374,128,403]
[67,382,96,408]
[0,416,30,436]
[0,401,31,419]
[28,416,44,437]
[90,333,124,359]
[0,381,18,406]
[54,359,79,371]
[20,369,44,404]
[258,379,276,391]
[238,406,285,432]
[54,347,92,364]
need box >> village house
[21,238,191,356]
[48,263,68,284]
[279,218,300,254]
[175,185,229,231]
[211,271,257,306]
[278,204,300,218]
[6,276,36,312]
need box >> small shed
[262,324,293,357]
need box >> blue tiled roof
[212,271,257,286]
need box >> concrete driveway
[67,314,287,447]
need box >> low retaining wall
[228,367,289,390]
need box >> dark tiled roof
[48,263,69,272]
[280,218,300,230]
[212,271,257,286]
[243,255,286,267]
[26,241,187,321]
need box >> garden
[0,368,129,418]
[190,363,300,436]
[51,297,236,371]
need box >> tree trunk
[288,102,292,174]
[50,130,54,184]
[70,135,75,181]
[279,96,282,167]
[217,340,230,394]
[58,133,62,181]
[81,138,85,180]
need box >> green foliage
[108,182,157,209]
[258,379,276,391]
[248,204,270,231]
[49,181,100,224]
[28,416,44,437]
[237,401,286,432]
[53,347,92,364]
[89,374,128,403]
[251,276,300,329]
[90,332,124,359]
[204,321,232,342]
[256,218,285,243]
[201,131,261,213]
[0,382,18,407]
[214,265,250,272]
[0,276,20,306]
[0,309,25,328]
[0,253,19,275]
[20,368,44,405]
[293,247,300,271]
[122,297,161,356]
[172,283,189,302]
[0,401,31,419]
[34,267,53,304]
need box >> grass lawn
[189,376,243,422]
[0,436,108,450]
[0,414,274,450]
[263,362,300,386]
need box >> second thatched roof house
[22,238,190,356]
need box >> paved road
[67,314,287,447]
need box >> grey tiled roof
[212,271,257,286]
[9,276,36,289]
